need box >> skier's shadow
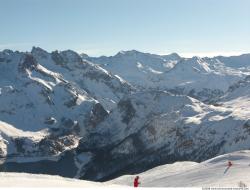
[224,166,230,174]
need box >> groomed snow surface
[1,150,250,187]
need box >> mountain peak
[80,53,89,59]
[31,46,48,54]
[1,49,14,55]
[31,47,49,59]
[49,49,82,64]
[168,52,181,58]
[161,52,181,61]
[116,50,141,56]
[60,50,82,63]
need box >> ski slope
[1,150,250,187]
[109,150,250,187]
[0,172,120,187]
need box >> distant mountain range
[85,50,250,102]
[0,47,250,181]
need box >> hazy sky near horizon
[0,0,250,57]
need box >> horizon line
[0,46,249,59]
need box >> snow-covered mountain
[0,48,133,177]
[86,52,250,102]
[32,47,134,111]
[216,54,250,69]
[86,50,181,72]
[221,75,250,101]
[0,48,250,183]
[0,49,111,166]
[77,90,250,180]
[85,50,181,89]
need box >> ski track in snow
[109,150,250,187]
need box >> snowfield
[0,172,112,187]
[1,150,250,187]
[109,150,250,187]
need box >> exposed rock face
[117,99,136,125]
[87,103,108,128]
[18,54,38,72]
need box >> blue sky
[0,0,250,57]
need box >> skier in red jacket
[134,176,140,187]
[228,161,232,167]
